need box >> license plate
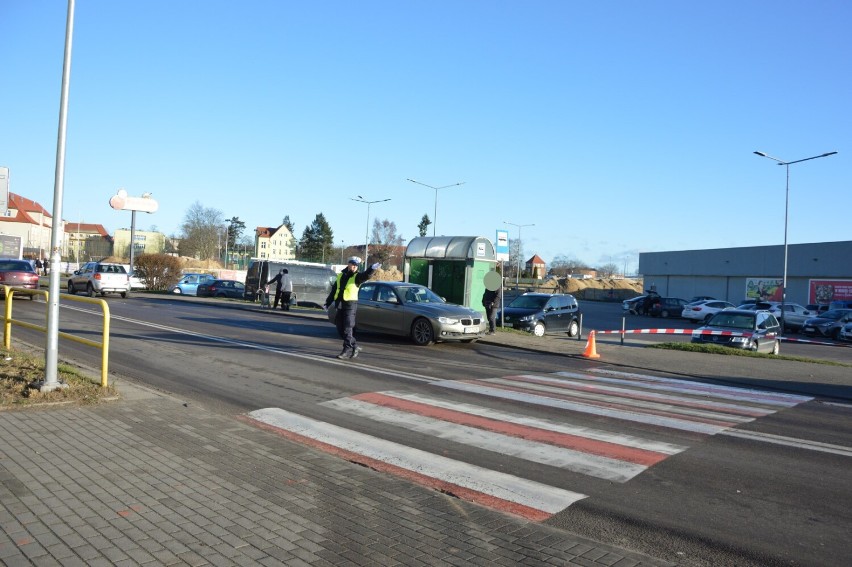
[803,327,813,332]
[463,327,478,334]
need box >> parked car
[170,273,215,296]
[829,300,852,310]
[800,309,852,339]
[839,322,852,342]
[67,261,129,298]
[121,265,146,290]
[0,259,40,299]
[197,279,246,299]
[763,302,812,332]
[805,304,830,315]
[497,292,581,337]
[649,297,689,318]
[681,300,735,323]
[691,309,781,354]
[688,296,716,303]
[327,281,484,346]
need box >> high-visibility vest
[334,272,359,302]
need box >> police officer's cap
[347,256,362,265]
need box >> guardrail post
[578,313,583,341]
[621,316,626,345]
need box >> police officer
[324,256,380,359]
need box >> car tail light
[94,273,102,280]
[691,307,701,311]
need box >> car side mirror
[73,270,80,275]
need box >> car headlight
[730,337,749,344]
[519,314,534,322]
[438,317,460,325]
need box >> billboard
[808,279,852,306]
[745,278,783,301]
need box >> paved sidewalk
[0,381,672,566]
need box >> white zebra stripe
[586,369,813,406]
[248,408,586,513]
[372,391,687,455]
[322,397,647,482]
[487,377,755,424]
[435,380,731,434]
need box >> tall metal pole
[504,221,534,287]
[42,0,76,391]
[754,150,837,331]
[407,179,465,236]
[351,196,390,268]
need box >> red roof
[1,193,53,226]
[526,254,546,265]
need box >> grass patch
[0,348,118,409]
[648,342,851,366]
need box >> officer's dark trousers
[335,308,357,353]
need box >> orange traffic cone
[582,331,601,359]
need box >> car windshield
[399,286,444,304]
[708,313,755,330]
[508,295,549,309]
[818,310,848,320]
[0,261,33,271]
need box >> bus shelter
[403,236,497,312]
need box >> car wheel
[567,319,579,338]
[68,281,75,294]
[120,292,127,299]
[410,318,435,346]
[750,340,759,352]
[216,293,226,298]
[661,309,670,318]
[87,284,96,298]
[532,321,546,337]
[173,287,182,294]
[770,340,780,355]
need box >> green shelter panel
[431,260,465,305]
[469,261,494,313]
[408,258,430,286]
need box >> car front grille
[461,318,481,326]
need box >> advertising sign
[745,277,783,301]
[808,279,852,306]
[0,234,23,259]
[495,230,510,262]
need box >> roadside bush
[134,254,183,291]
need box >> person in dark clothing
[324,256,380,359]
[266,268,294,310]
[482,287,501,334]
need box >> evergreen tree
[417,214,431,237]
[299,213,334,263]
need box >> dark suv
[497,293,581,337]
[649,297,689,318]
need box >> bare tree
[597,263,619,278]
[371,219,404,265]
[179,202,223,260]
[550,255,589,277]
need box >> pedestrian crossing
[247,369,813,521]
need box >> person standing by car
[279,269,293,311]
[481,271,502,335]
[35,258,43,275]
[324,256,380,359]
[266,269,290,311]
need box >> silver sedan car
[327,281,486,346]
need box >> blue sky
[2,1,849,273]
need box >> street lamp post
[753,150,837,331]
[504,221,534,286]
[407,178,466,236]
[351,196,390,268]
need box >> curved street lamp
[407,178,466,236]
[753,150,837,330]
[351,196,390,268]
[504,221,534,286]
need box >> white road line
[248,407,587,515]
[321,398,647,482]
[720,429,852,457]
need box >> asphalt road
[8,294,852,566]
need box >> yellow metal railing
[3,285,111,387]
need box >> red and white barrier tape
[591,328,850,347]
